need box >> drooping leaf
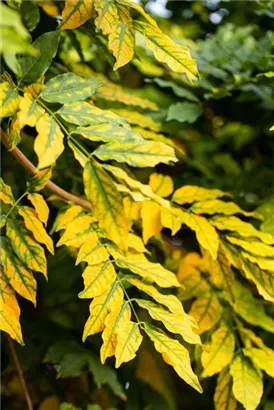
[83,159,129,251]
[108,21,135,70]
[18,92,45,128]
[59,0,93,30]
[41,73,100,104]
[172,185,229,205]
[127,233,147,253]
[161,207,183,236]
[0,271,23,345]
[241,252,274,272]
[93,138,177,168]
[34,113,64,169]
[201,325,235,377]
[149,173,174,198]
[0,81,21,118]
[144,324,203,393]
[117,0,159,28]
[240,259,274,303]
[141,200,162,244]
[94,0,118,35]
[214,369,237,410]
[79,261,116,299]
[20,31,60,85]
[0,178,15,205]
[27,193,49,225]
[18,206,54,254]
[230,356,263,410]
[135,299,200,345]
[166,102,202,124]
[0,237,36,304]
[115,321,143,367]
[189,291,222,334]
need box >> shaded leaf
[191,199,257,218]
[214,369,237,410]
[149,173,174,198]
[0,81,20,118]
[189,291,222,334]
[243,347,274,378]
[167,102,202,124]
[141,200,162,244]
[73,122,140,143]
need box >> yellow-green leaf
[134,21,198,82]
[0,81,21,118]
[240,259,274,303]
[0,237,36,304]
[109,21,135,70]
[6,220,47,277]
[94,138,177,168]
[18,206,54,254]
[41,73,100,104]
[136,299,200,345]
[18,91,44,128]
[141,200,162,244]
[211,215,274,245]
[117,0,158,28]
[191,199,257,218]
[241,252,274,272]
[189,291,222,334]
[214,369,237,410]
[73,122,140,143]
[57,214,95,248]
[201,325,235,377]
[226,236,274,258]
[230,356,263,410]
[83,159,129,251]
[144,324,203,393]
[0,178,15,205]
[243,347,274,378]
[82,281,123,341]
[60,0,93,30]
[172,185,229,205]
[54,205,86,232]
[27,193,49,225]
[79,261,116,299]
[115,321,143,367]
[94,0,118,34]
[149,173,174,198]
[27,168,52,192]
[35,113,64,169]
[115,255,180,288]
[111,108,162,131]
[0,271,24,345]
[76,231,109,265]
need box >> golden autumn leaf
[128,233,147,253]
[230,356,263,410]
[161,207,183,236]
[243,347,274,378]
[144,324,203,393]
[201,325,235,377]
[172,185,229,205]
[241,252,274,271]
[76,231,109,265]
[27,168,52,192]
[115,321,143,367]
[191,199,257,218]
[117,0,159,28]
[0,178,15,205]
[149,173,174,198]
[189,291,222,334]
[141,200,162,244]
[240,258,274,303]
[226,236,274,258]
[83,159,129,252]
[214,369,237,410]
[27,193,49,225]
[57,214,95,248]
[35,113,64,169]
[0,271,23,345]
[79,261,117,299]
[109,22,135,70]
[18,206,54,254]
[1,238,37,304]
[54,205,86,232]
[0,81,21,118]
[18,92,44,128]
[37,1,59,17]
[60,0,93,30]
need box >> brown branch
[6,335,34,410]
[1,128,91,210]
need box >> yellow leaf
[27,193,49,225]
[134,21,198,82]
[191,199,257,218]
[243,347,274,378]
[0,81,21,118]
[241,252,274,272]
[83,159,129,251]
[117,0,159,28]
[79,261,116,299]
[161,207,183,236]
[240,259,274,303]
[127,277,184,315]
[226,236,274,258]
[18,92,44,128]
[8,112,21,149]
[0,271,23,345]
[214,369,237,410]
[1,238,36,304]
[115,321,143,367]
[82,281,123,341]
[27,168,52,192]
[211,215,274,245]
[54,205,85,231]
[141,200,162,244]
[76,231,109,265]
[35,113,64,169]
[201,325,235,377]
[109,21,135,70]
[18,206,54,254]
[101,301,131,363]
[172,185,229,205]
[57,214,95,248]
[136,299,200,345]
[189,292,222,334]
[73,122,140,143]
[115,255,180,288]
[6,220,47,277]
[230,356,263,410]
[144,324,203,393]
[149,173,174,198]
[0,178,15,205]
[128,233,147,253]
[123,197,141,225]
[112,108,162,131]
[60,0,93,30]
[37,1,59,17]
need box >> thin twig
[0,128,91,210]
[6,335,34,410]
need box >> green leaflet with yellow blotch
[72,123,141,143]
[27,168,52,192]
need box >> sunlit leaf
[57,214,95,248]
[225,236,274,258]
[0,178,15,205]
[27,193,49,225]
[73,122,140,143]
[60,0,93,30]
[115,320,143,367]
[172,185,229,205]
[76,232,109,265]
[79,261,116,299]
[161,207,183,236]
[112,108,162,131]
[18,91,45,128]
[149,173,174,198]
[141,200,162,244]
[191,199,258,218]
[0,81,21,118]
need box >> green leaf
[20,31,60,85]
[166,102,202,123]
[21,0,40,32]
[1,2,29,38]
[93,138,178,168]
[149,78,199,102]
[230,356,263,410]
[41,73,101,104]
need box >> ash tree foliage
[0,1,274,410]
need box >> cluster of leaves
[1,1,274,410]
